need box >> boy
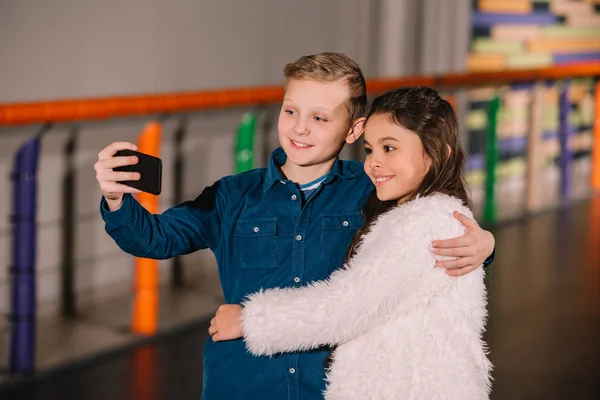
[95,53,495,400]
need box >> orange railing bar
[1,63,599,127]
[0,86,284,127]
[437,62,600,87]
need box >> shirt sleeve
[101,178,230,259]
[482,247,495,269]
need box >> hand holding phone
[94,142,162,206]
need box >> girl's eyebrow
[378,136,400,143]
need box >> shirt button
[294,277,300,283]
[291,194,297,201]
[343,221,349,227]
[289,368,296,374]
[253,227,260,233]
[296,235,302,241]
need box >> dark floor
[1,198,600,400]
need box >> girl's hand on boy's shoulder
[431,211,495,277]
[209,304,244,342]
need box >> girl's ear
[346,117,366,144]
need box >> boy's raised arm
[96,142,230,259]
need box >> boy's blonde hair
[283,52,367,123]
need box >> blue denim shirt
[101,147,373,400]
[101,147,494,399]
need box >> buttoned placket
[284,179,325,400]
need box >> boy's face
[278,78,359,168]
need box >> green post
[484,95,500,224]
[235,112,256,174]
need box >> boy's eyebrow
[282,99,335,113]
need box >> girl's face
[363,114,431,203]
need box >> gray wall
[0,0,470,322]
[0,0,376,102]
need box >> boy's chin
[284,145,334,166]
[286,154,328,168]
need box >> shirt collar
[262,147,357,195]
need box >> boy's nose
[293,121,309,136]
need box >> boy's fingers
[99,182,141,194]
[432,235,474,248]
[433,247,474,257]
[445,264,478,276]
[445,268,467,277]
[102,171,141,182]
[102,155,139,170]
[98,142,137,160]
[436,257,476,270]
[208,325,218,336]
[453,211,478,229]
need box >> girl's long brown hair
[345,86,472,262]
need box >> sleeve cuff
[100,193,135,226]
[482,247,496,269]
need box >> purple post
[9,136,41,374]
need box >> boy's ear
[346,117,366,144]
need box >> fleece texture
[242,194,492,400]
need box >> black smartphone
[113,149,162,195]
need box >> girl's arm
[242,197,470,356]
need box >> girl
[210,86,492,399]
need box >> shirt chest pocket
[235,218,279,269]
[320,212,364,271]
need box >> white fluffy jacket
[241,194,492,400]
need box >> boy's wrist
[105,196,124,212]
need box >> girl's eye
[285,110,295,115]
[383,145,396,152]
[364,148,372,155]
[313,116,327,122]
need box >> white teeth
[292,140,311,148]
[375,176,393,183]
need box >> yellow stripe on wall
[528,38,600,53]
[478,0,532,14]
[467,53,508,71]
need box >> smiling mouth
[290,139,313,149]
[374,176,394,186]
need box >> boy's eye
[313,116,327,122]
[284,109,295,115]
[383,145,395,152]
[364,148,372,155]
